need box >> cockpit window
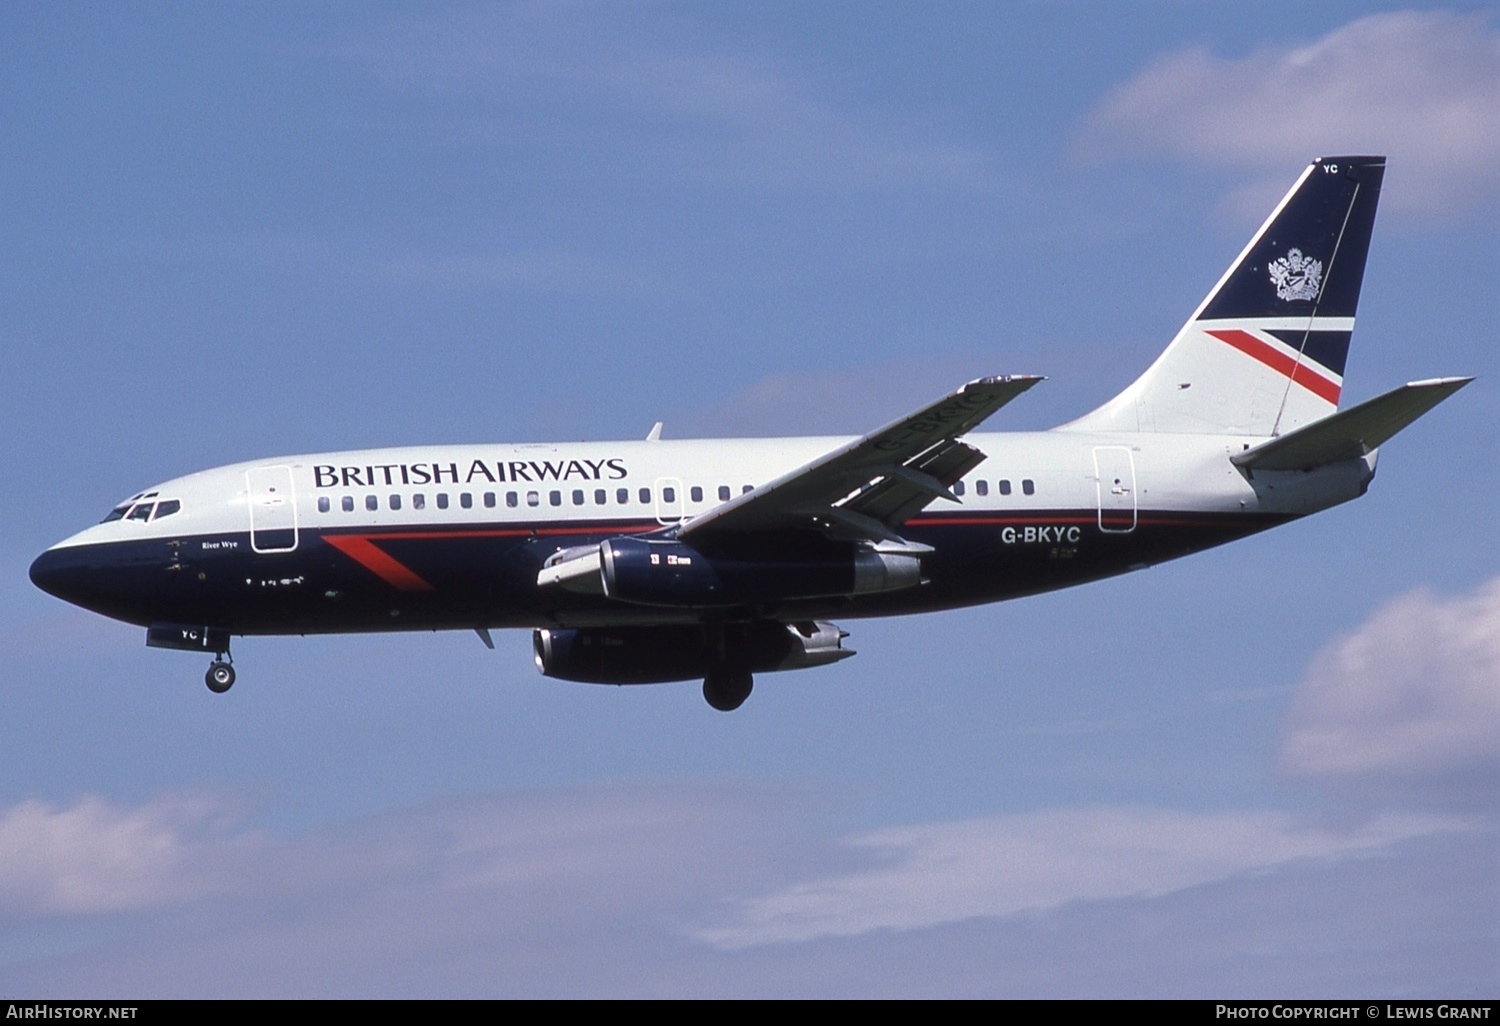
[103,492,177,524]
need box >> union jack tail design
[1066,155,1385,437]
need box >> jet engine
[539,535,924,608]
[533,620,852,685]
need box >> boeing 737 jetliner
[31,157,1470,709]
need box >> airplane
[30,156,1471,711]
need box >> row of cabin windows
[952,478,1034,497]
[316,484,756,515]
[314,477,1039,515]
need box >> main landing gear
[702,670,753,712]
[205,658,235,694]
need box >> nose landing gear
[145,624,238,694]
[205,658,235,693]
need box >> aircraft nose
[30,539,171,625]
[29,546,84,604]
[29,543,133,618]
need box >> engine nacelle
[534,620,854,685]
[597,536,921,608]
[775,620,852,670]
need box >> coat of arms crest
[1268,248,1323,302]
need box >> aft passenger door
[1092,447,1137,533]
[247,465,299,552]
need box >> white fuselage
[47,429,1373,558]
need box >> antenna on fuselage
[646,422,663,442]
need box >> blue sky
[2,1,1497,997]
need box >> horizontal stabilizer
[1232,377,1473,472]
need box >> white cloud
[1079,11,1500,218]
[0,784,787,923]
[0,788,1486,997]
[1281,576,1500,798]
[691,806,1458,948]
[0,793,257,915]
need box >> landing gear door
[247,465,299,553]
[1093,447,1137,534]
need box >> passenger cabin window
[953,481,966,497]
[975,480,989,497]
[436,494,449,510]
[484,492,496,508]
[617,488,629,504]
[742,485,753,494]
[572,489,585,505]
[318,497,331,514]
[639,488,651,504]
[663,487,676,503]
[595,489,607,505]
[998,480,1012,496]
[690,486,703,503]
[527,491,540,507]
[1022,479,1035,495]
[718,485,731,502]
[365,495,378,512]
[389,494,402,510]
[507,492,518,508]
[461,493,473,509]
[342,496,354,512]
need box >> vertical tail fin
[1065,156,1385,436]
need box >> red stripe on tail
[1206,329,1342,405]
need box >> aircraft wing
[678,375,1042,544]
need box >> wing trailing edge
[678,375,1043,541]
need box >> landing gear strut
[702,670,753,712]
[205,659,235,694]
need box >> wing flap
[841,439,987,526]
[679,375,1042,541]
[1233,377,1472,472]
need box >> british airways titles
[313,457,630,490]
